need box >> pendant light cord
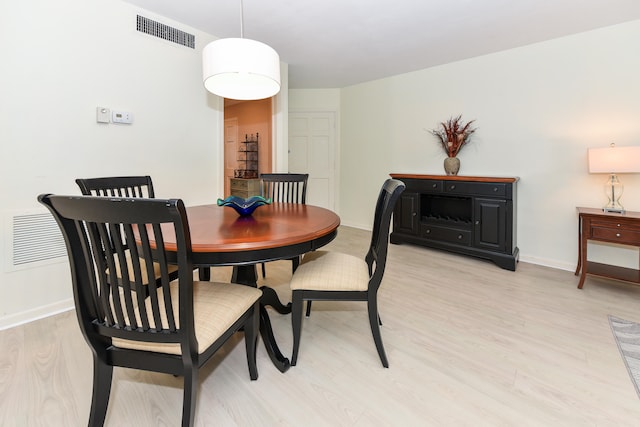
[239,0,244,38]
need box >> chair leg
[198,267,211,281]
[245,303,259,380]
[181,366,198,427]
[367,295,389,368]
[261,263,266,278]
[291,291,304,366]
[305,300,312,317]
[88,355,113,427]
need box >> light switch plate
[96,107,110,123]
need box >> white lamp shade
[588,146,640,173]
[202,38,281,100]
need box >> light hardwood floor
[2,226,640,426]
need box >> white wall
[289,89,341,111]
[0,0,223,327]
[337,21,640,271]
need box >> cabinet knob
[617,224,621,227]
[450,185,456,190]
[457,234,463,239]
[475,220,480,225]
[412,212,417,216]
[493,187,498,192]
[432,183,437,188]
[425,229,431,234]
[616,233,621,237]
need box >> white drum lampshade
[202,37,281,101]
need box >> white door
[224,118,239,197]
[288,112,336,210]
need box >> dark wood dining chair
[75,175,155,198]
[75,176,180,288]
[38,194,262,427]
[288,178,405,368]
[260,173,308,204]
[259,173,309,277]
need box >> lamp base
[603,173,625,214]
[603,207,625,214]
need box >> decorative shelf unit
[235,133,259,179]
[230,133,260,198]
[390,174,519,270]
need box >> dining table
[161,202,340,373]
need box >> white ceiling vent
[136,15,195,49]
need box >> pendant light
[202,0,281,100]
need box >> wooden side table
[230,178,261,198]
[575,207,640,288]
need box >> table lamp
[588,143,640,213]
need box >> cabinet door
[474,198,507,252]
[394,192,419,235]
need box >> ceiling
[124,0,640,89]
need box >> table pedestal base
[200,264,291,373]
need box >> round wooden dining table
[164,202,340,372]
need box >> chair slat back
[38,194,194,346]
[260,173,308,204]
[76,176,155,198]
[366,179,406,288]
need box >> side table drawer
[591,226,640,245]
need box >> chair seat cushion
[290,251,369,291]
[113,281,262,355]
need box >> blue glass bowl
[217,195,272,216]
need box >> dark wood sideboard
[389,174,519,270]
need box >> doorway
[288,111,337,210]
[223,99,273,197]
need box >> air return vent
[12,212,66,267]
[136,15,195,49]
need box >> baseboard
[518,254,574,272]
[339,221,372,232]
[0,298,74,330]
[341,223,576,273]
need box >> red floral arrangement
[430,115,477,157]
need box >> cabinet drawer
[444,182,507,198]
[230,183,247,192]
[420,224,471,246]
[415,180,443,193]
[591,226,640,245]
[230,178,248,190]
[230,179,260,193]
[230,179,261,199]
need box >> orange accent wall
[224,99,273,175]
